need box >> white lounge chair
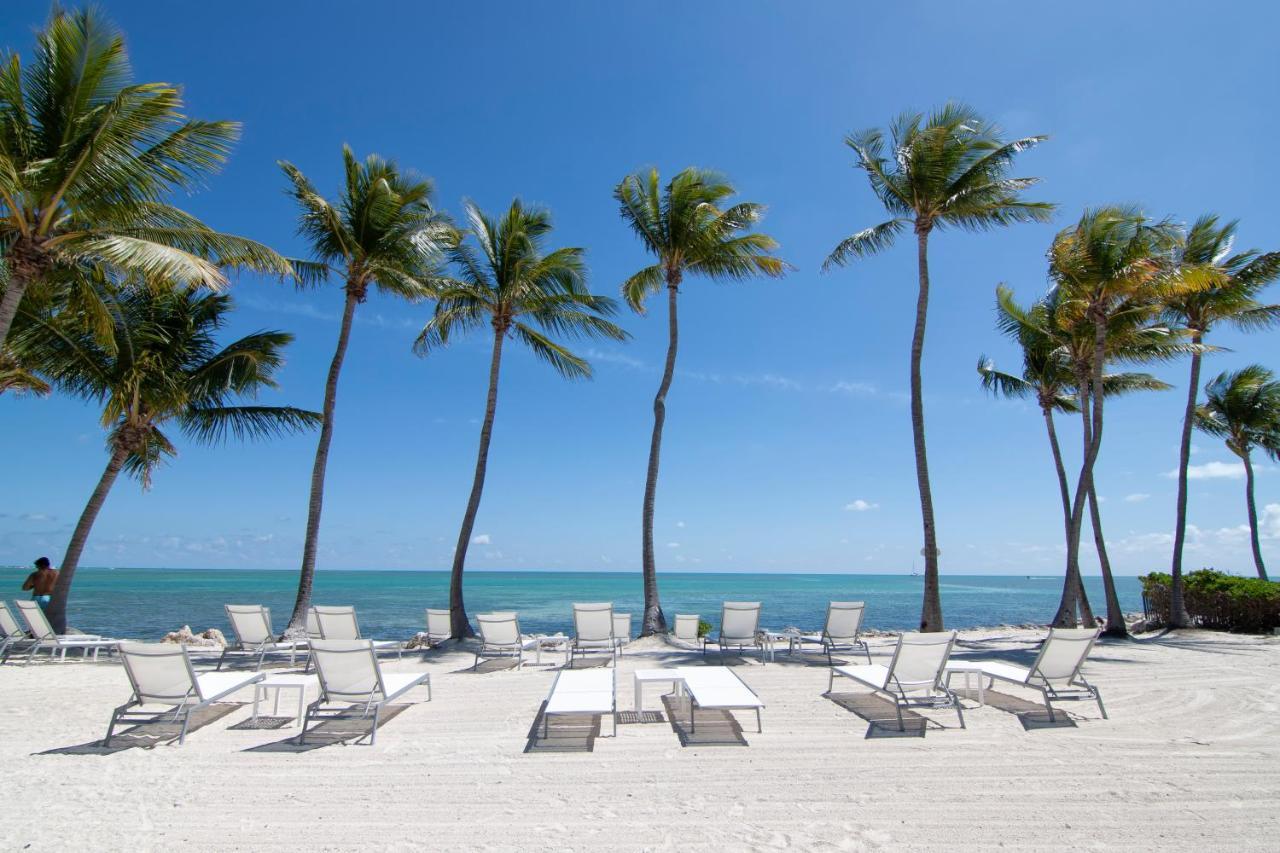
[15,599,118,663]
[0,602,37,661]
[424,609,452,647]
[612,612,631,655]
[569,602,617,668]
[474,612,538,669]
[541,667,617,739]
[678,666,765,734]
[105,642,264,746]
[300,638,432,746]
[828,631,964,731]
[800,601,871,665]
[671,613,703,649]
[216,605,306,671]
[706,602,765,663]
[309,606,404,660]
[959,627,1108,721]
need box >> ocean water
[1,568,1144,640]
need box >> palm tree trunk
[640,281,679,636]
[0,237,48,350]
[448,324,507,639]
[1052,387,1089,627]
[285,288,359,636]
[912,227,943,632]
[1243,451,1268,580]
[1043,407,1095,625]
[45,447,128,634]
[1169,338,1202,626]
[1087,482,1126,636]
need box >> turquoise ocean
[1,568,1144,639]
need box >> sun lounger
[300,638,432,746]
[612,612,631,655]
[15,599,118,663]
[424,609,452,647]
[706,602,766,663]
[828,630,964,731]
[959,627,1107,721]
[678,666,764,733]
[309,605,403,660]
[671,613,703,649]
[105,642,264,746]
[541,667,617,738]
[799,601,871,665]
[569,602,617,667]
[216,604,306,671]
[474,612,539,669]
[0,602,37,661]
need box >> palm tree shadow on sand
[38,703,245,755]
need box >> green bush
[697,618,713,638]
[1141,569,1280,633]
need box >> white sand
[1,628,1277,852]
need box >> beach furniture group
[0,599,119,663]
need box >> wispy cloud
[471,533,491,545]
[584,347,646,370]
[1166,461,1246,480]
[844,499,879,512]
[1124,493,1150,503]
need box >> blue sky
[3,1,1279,576]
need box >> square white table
[252,673,316,726]
[633,668,683,712]
[944,663,987,706]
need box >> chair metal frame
[300,639,432,746]
[828,631,965,732]
[705,602,765,663]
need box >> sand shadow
[38,703,245,754]
[242,704,410,751]
[972,689,1080,730]
[456,658,523,675]
[824,692,943,738]
[660,693,750,747]
[524,700,604,753]
[561,656,613,670]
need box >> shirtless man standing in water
[22,557,58,611]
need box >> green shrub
[697,618,713,638]
[1141,569,1280,633]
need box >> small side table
[252,674,315,726]
[944,663,987,706]
[633,668,683,713]
[532,634,570,666]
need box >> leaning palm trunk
[639,282,679,635]
[1086,483,1126,635]
[1043,406,1094,625]
[286,288,360,636]
[448,325,507,639]
[0,238,50,349]
[1242,451,1269,580]
[1168,340,1203,626]
[912,228,943,631]
[45,448,128,633]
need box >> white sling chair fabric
[310,606,403,660]
[829,631,964,731]
[570,603,617,667]
[961,627,1107,721]
[707,602,765,663]
[474,612,537,669]
[801,601,871,664]
[0,601,36,661]
[424,609,452,646]
[612,612,631,653]
[15,599,118,663]
[105,642,263,745]
[672,613,703,648]
[217,605,306,671]
[300,639,432,746]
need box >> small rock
[160,625,226,647]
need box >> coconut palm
[1047,207,1182,629]
[979,286,1172,632]
[824,103,1053,631]
[1194,366,1280,580]
[615,167,786,635]
[416,199,628,638]
[278,147,451,635]
[1163,217,1280,621]
[10,287,319,632]
[0,6,292,351]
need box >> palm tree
[278,147,451,636]
[979,286,1171,632]
[1163,217,1280,621]
[1047,207,1182,630]
[615,168,786,635]
[824,103,1053,631]
[1194,366,1280,580]
[416,200,628,639]
[10,287,319,632]
[0,6,292,351]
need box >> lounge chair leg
[895,698,906,732]
[1093,688,1108,719]
[103,706,123,747]
[953,692,966,729]
[756,708,762,733]
[369,705,380,746]
[826,669,834,694]
[1042,688,1056,723]
[177,708,193,745]
[426,675,433,702]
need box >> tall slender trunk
[1169,337,1202,626]
[0,237,50,350]
[448,323,507,639]
[1087,482,1126,636]
[1043,406,1094,625]
[1052,386,1089,626]
[1243,451,1268,580]
[912,226,943,631]
[640,279,679,636]
[285,287,360,636]
[45,447,128,634]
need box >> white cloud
[844,500,879,512]
[471,534,491,545]
[676,521,686,528]
[1124,493,1150,503]
[584,347,646,370]
[830,380,878,396]
[666,542,680,548]
[1167,461,1245,480]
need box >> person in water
[22,557,58,611]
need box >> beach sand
[1,627,1277,852]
